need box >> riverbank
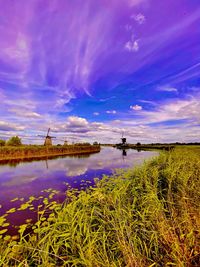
[114,144,175,151]
[0,144,101,161]
[106,143,200,151]
[0,147,200,266]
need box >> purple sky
[0,0,200,144]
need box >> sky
[0,0,200,144]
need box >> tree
[136,142,141,146]
[93,141,99,145]
[0,139,6,146]
[6,136,22,146]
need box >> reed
[0,147,199,266]
[0,144,101,161]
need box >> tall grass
[0,148,200,266]
[0,144,100,161]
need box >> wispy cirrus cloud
[0,0,199,143]
[106,110,117,114]
[157,85,178,92]
[134,93,200,125]
[9,108,42,119]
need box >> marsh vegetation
[0,144,101,161]
[0,147,199,266]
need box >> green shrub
[6,136,22,146]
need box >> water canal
[0,147,158,236]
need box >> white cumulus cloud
[0,121,25,131]
[125,39,139,52]
[67,116,89,127]
[132,13,146,24]
[130,105,143,111]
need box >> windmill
[56,137,68,146]
[121,131,127,145]
[64,140,68,146]
[38,128,56,146]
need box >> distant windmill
[56,137,68,146]
[38,128,56,146]
[121,131,127,145]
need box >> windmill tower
[38,128,56,146]
[121,131,127,145]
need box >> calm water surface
[0,147,158,235]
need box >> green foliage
[0,139,5,146]
[0,148,200,266]
[93,141,99,145]
[6,136,22,146]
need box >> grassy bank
[115,144,174,151]
[0,148,200,266]
[0,144,101,161]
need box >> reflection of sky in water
[0,147,157,234]
[0,148,157,183]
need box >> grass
[0,144,100,161]
[0,147,200,266]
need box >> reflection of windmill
[122,149,127,161]
[45,159,49,169]
[38,128,56,146]
[122,149,127,157]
